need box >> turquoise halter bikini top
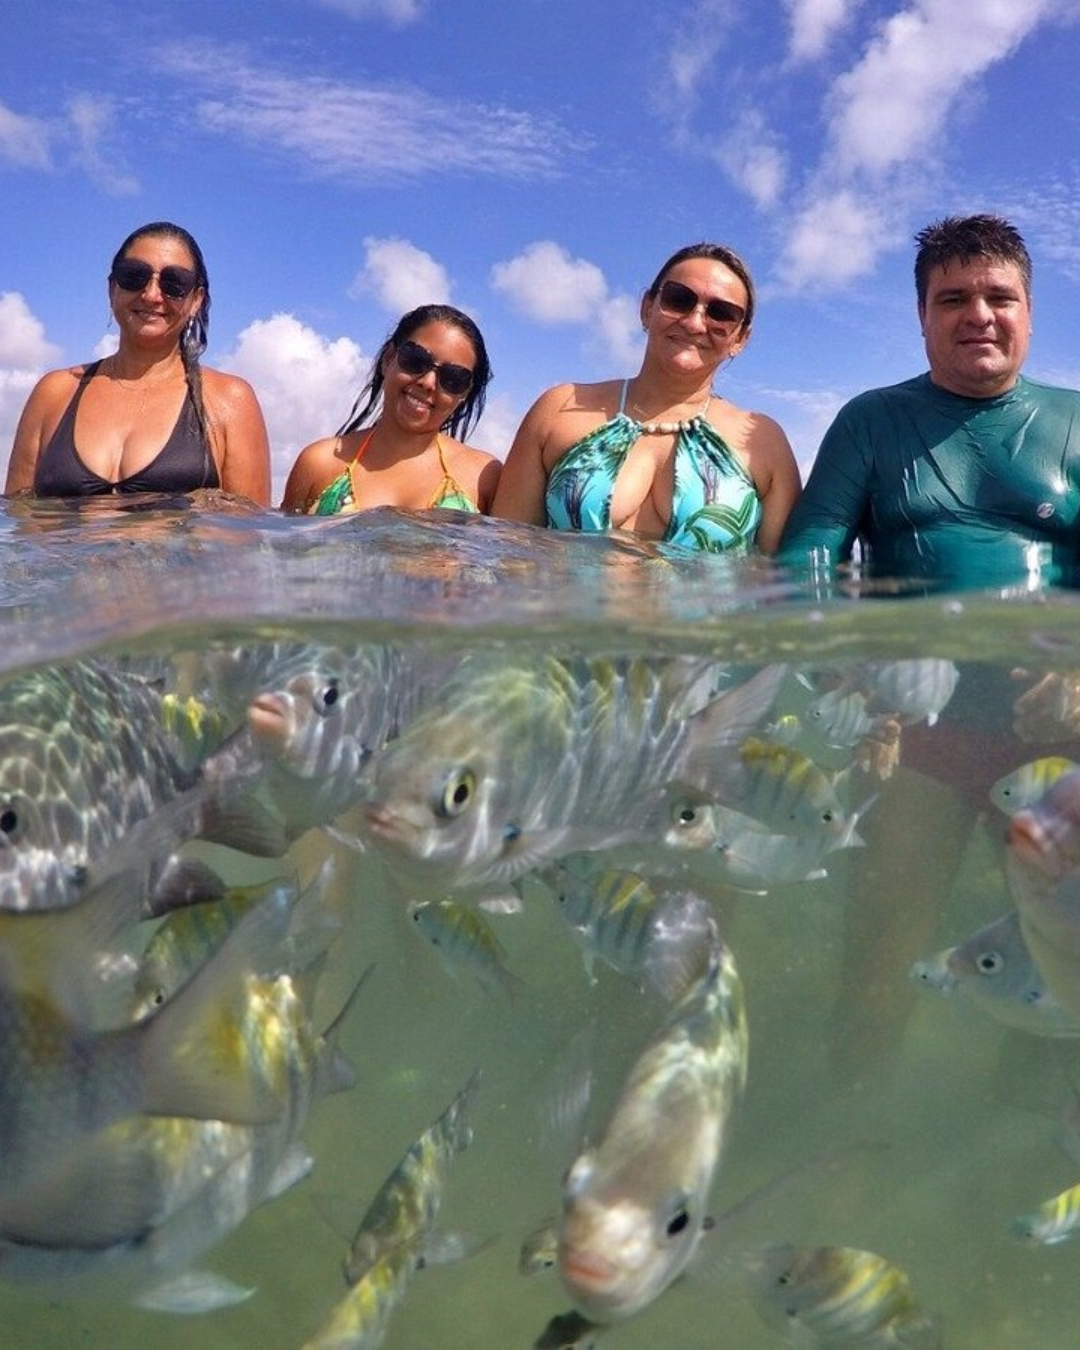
[544,380,762,553]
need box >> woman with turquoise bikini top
[281,304,500,516]
[491,242,801,553]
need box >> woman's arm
[747,415,802,554]
[207,372,272,505]
[489,385,569,525]
[4,370,72,495]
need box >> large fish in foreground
[0,658,284,912]
[556,933,747,1323]
[361,654,785,893]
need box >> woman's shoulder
[200,365,261,405]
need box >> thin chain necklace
[629,387,713,435]
[105,354,183,391]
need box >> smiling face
[108,233,204,353]
[640,257,751,379]
[919,257,1032,398]
[381,319,478,434]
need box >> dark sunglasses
[111,258,199,301]
[394,340,474,398]
[656,279,746,332]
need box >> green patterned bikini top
[544,379,762,552]
[308,429,480,516]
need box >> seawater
[3,495,1080,1348]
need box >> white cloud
[66,95,139,196]
[0,294,62,369]
[223,313,368,504]
[472,391,519,463]
[0,102,50,170]
[594,295,646,372]
[314,0,423,21]
[490,241,608,325]
[713,110,787,209]
[776,190,895,290]
[828,0,1068,179]
[661,0,738,104]
[350,238,452,313]
[164,41,575,184]
[785,0,864,64]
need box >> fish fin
[196,790,290,858]
[682,664,788,783]
[417,1230,493,1269]
[264,1143,314,1202]
[323,823,367,853]
[139,882,299,1125]
[143,858,228,918]
[477,892,525,914]
[133,1270,256,1314]
[313,963,374,1100]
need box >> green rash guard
[779,373,1080,588]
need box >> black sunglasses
[394,340,474,398]
[111,258,199,301]
[656,279,746,333]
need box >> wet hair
[109,221,214,451]
[338,304,492,441]
[914,214,1032,307]
[644,242,756,333]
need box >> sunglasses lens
[706,299,745,327]
[659,280,696,315]
[439,365,473,397]
[158,267,197,300]
[395,341,432,378]
[112,260,154,292]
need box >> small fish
[362,655,784,893]
[742,1242,941,1348]
[557,934,747,1323]
[707,737,856,840]
[520,1216,559,1275]
[804,686,877,748]
[408,898,522,999]
[909,910,1080,1038]
[857,658,959,725]
[303,1071,481,1349]
[1012,1180,1080,1245]
[543,859,716,1001]
[990,757,1078,817]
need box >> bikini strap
[617,379,631,415]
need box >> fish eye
[671,799,701,827]
[976,949,1004,976]
[666,1208,690,1238]
[313,679,340,715]
[0,804,19,841]
[437,768,476,819]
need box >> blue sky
[3,0,1080,504]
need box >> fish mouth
[560,1247,622,1294]
[1009,814,1059,875]
[248,693,292,750]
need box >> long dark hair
[645,242,756,334]
[338,304,492,441]
[109,221,214,450]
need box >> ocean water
[3,495,1080,1348]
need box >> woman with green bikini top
[281,304,499,516]
[490,242,801,553]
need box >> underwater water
[3,495,1080,1348]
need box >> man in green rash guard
[779,213,1080,590]
[777,215,1080,1084]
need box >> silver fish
[742,1242,941,1347]
[542,859,716,1001]
[990,756,1078,817]
[910,910,1080,1038]
[0,871,316,1236]
[1012,1180,1080,1246]
[557,934,747,1323]
[243,640,456,838]
[362,654,784,893]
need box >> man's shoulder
[1014,373,1080,405]
[833,374,929,418]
